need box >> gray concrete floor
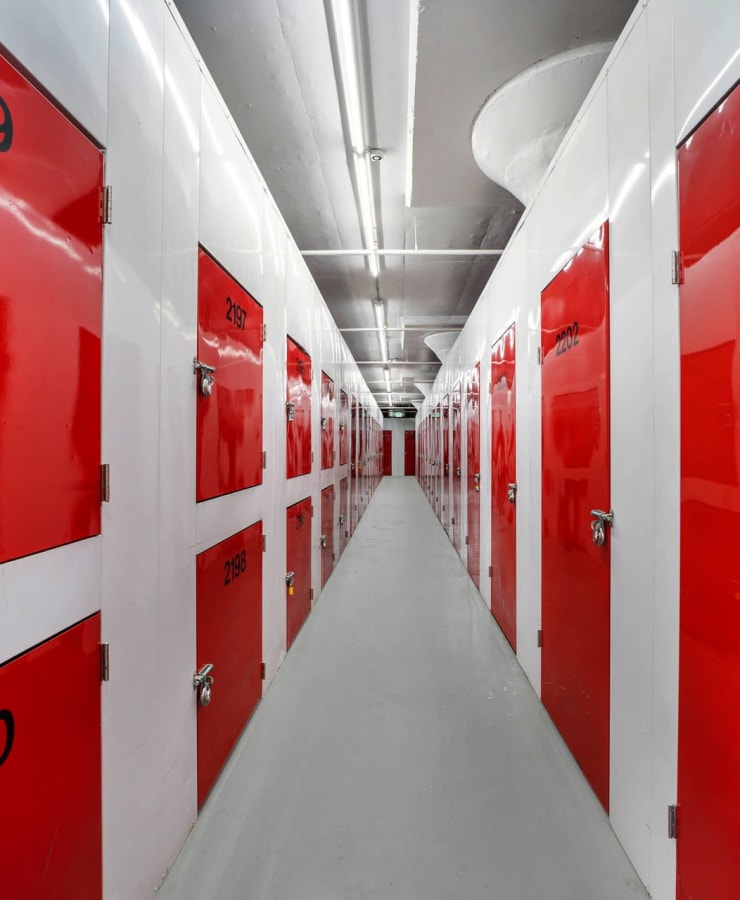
[159,477,648,900]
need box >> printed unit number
[0,96,13,152]
[555,321,579,356]
[226,296,247,330]
[224,549,247,586]
[0,709,14,766]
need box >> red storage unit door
[677,82,740,900]
[541,222,611,811]
[286,497,312,649]
[0,52,102,563]
[490,324,517,650]
[320,485,335,588]
[443,396,450,533]
[196,249,264,502]
[404,429,416,476]
[466,364,481,587]
[339,390,349,465]
[452,383,462,553]
[0,614,102,899]
[350,398,358,535]
[195,523,263,807]
[321,372,335,470]
[383,430,392,475]
[338,476,349,558]
[286,338,312,479]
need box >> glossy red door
[466,364,481,587]
[338,476,349,558]
[452,382,462,553]
[196,249,264,502]
[321,372,335,470]
[404,429,416,476]
[287,497,312,648]
[286,338,312,479]
[676,83,740,900]
[320,485,335,588]
[383,430,392,475]
[491,325,517,650]
[541,222,611,811]
[196,523,263,807]
[339,390,349,465]
[442,396,450,534]
[0,614,102,899]
[0,52,102,563]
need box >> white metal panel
[674,0,740,142]
[605,12,654,885]
[647,0,680,896]
[0,0,109,145]
[101,1,166,897]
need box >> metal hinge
[260,662,266,680]
[99,643,110,681]
[451,517,456,526]
[262,451,267,469]
[465,535,469,545]
[261,323,267,342]
[261,534,267,552]
[101,185,113,224]
[537,629,543,648]
[671,250,684,285]
[489,381,493,394]
[310,588,314,601]
[668,804,678,839]
[537,346,543,365]
[100,464,110,503]
[488,565,492,578]
[310,505,314,517]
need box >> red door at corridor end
[286,338,312,479]
[195,524,263,807]
[196,248,264,502]
[466,363,481,587]
[541,222,611,811]
[490,324,517,650]
[0,615,102,899]
[0,51,103,563]
[404,429,416,476]
[676,82,740,900]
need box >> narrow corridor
[159,478,647,899]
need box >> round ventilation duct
[472,43,612,207]
[424,331,459,362]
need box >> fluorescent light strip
[405,0,420,207]
[374,300,389,362]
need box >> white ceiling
[175,0,636,413]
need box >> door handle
[590,509,614,547]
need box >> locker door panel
[541,222,611,811]
[404,429,415,476]
[339,390,349,465]
[443,396,450,534]
[196,248,264,502]
[452,382,462,553]
[286,338,312,479]
[383,430,392,475]
[677,81,740,900]
[320,485,334,588]
[321,372,335,470]
[350,397,358,534]
[286,498,312,649]
[0,614,102,899]
[491,324,517,650]
[466,364,481,587]
[338,476,349,558]
[0,51,103,563]
[196,523,262,807]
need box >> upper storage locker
[286,337,312,479]
[0,51,103,563]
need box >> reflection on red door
[677,82,740,900]
[466,364,481,587]
[491,325,517,650]
[452,382,462,553]
[0,52,102,563]
[1,615,102,899]
[287,338,312,479]
[404,430,416,476]
[541,222,610,811]
[196,523,263,807]
[321,485,335,588]
[287,497,312,649]
[321,372,335,470]
[383,430,392,475]
[338,476,349,558]
[197,248,264,501]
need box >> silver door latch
[193,663,215,707]
[455,466,462,477]
[507,483,517,503]
[193,359,216,397]
[320,534,327,549]
[286,401,295,421]
[590,509,614,547]
[474,472,480,492]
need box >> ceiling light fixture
[374,298,389,362]
[328,0,380,281]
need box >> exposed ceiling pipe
[302,248,504,256]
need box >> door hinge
[311,451,314,463]
[261,534,267,552]
[262,450,267,469]
[332,552,336,562]
[537,346,543,365]
[671,250,684,285]
[451,517,456,526]
[261,323,267,342]
[100,185,113,224]
[668,804,678,839]
[99,643,110,681]
[260,662,266,680]
[310,588,314,601]
[488,565,492,578]
[465,535,469,545]
[310,505,314,517]
[537,629,543,648]
[100,464,111,503]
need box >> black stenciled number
[224,549,248,586]
[555,321,580,357]
[0,96,13,152]
[225,296,246,330]
[0,709,15,767]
